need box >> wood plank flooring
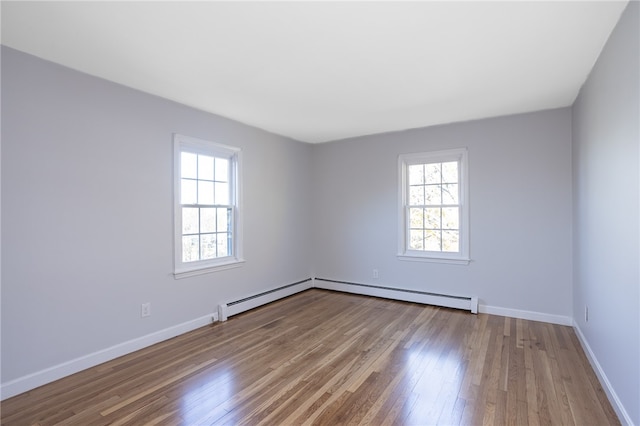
[1,289,619,425]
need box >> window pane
[181,179,197,204]
[200,234,216,260]
[182,207,199,234]
[442,184,459,205]
[442,207,459,230]
[425,163,441,184]
[408,165,424,185]
[409,230,424,250]
[409,186,424,205]
[424,230,441,251]
[409,208,423,228]
[198,181,214,205]
[217,208,230,232]
[181,152,197,179]
[215,182,230,205]
[217,233,229,257]
[215,158,229,182]
[442,230,459,252]
[198,155,214,180]
[425,185,441,205]
[442,161,458,183]
[425,208,441,229]
[182,235,199,262]
[201,208,216,233]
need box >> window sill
[174,258,245,279]
[397,254,470,265]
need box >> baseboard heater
[314,278,478,314]
[218,278,313,321]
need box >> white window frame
[174,134,244,278]
[397,147,470,265]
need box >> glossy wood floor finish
[2,289,619,425]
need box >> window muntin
[174,134,243,277]
[398,148,469,264]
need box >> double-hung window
[398,148,469,264]
[174,134,243,278]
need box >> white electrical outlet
[373,269,379,279]
[141,302,151,318]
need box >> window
[174,134,243,278]
[398,148,469,264]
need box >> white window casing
[174,134,244,278]
[398,147,470,265]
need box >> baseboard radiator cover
[218,278,313,321]
[314,278,478,314]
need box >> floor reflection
[401,345,465,424]
[180,369,233,424]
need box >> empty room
[1,1,638,425]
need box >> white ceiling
[1,1,628,143]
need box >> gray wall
[572,1,639,424]
[311,108,573,318]
[1,46,313,383]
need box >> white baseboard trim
[479,304,572,326]
[573,323,634,426]
[0,312,217,401]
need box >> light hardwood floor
[1,289,619,425]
